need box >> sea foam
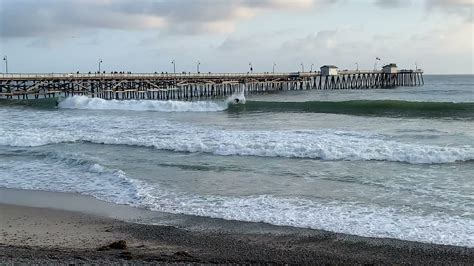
[0,151,472,247]
[0,125,472,164]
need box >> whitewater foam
[58,96,228,112]
[141,192,474,247]
[0,150,472,247]
[0,118,472,164]
[0,150,144,205]
[225,87,246,105]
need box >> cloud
[372,0,472,22]
[400,20,473,73]
[408,20,473,55]
[0,0,328,38]
[279,28,378,67]
[374,0,412,8]
[282,30,336,51]
[278,18,473,73]
[217,29,290,51]
[426,0,472,21]
[426,0,473,8]
[281,27,369,53]
[0,0,166,38]
[218,36,262,51]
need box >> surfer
[234,98,240,104]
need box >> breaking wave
[58,96,228,112]
[0,127,472,164]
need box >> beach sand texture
[1,201,473,264]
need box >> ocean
[0,75,473,247]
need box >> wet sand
[0,189,473,264]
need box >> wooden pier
[0,69,424,100]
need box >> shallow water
[0,75,473,247]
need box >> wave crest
[1,127,472,164]
[230,100,474,119]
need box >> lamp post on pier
[249,62,253,73]
[374,57,381,71]
[310,63,314,72]
[273,63,276,74]
[301,63,304,73]
[355,62,359,72]
[171,60,176,74]
[415,62,418,70]
[3,56,8,74]
[98,59,103,73]
[197,61,201,74]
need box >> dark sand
[0,189,473,264]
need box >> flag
[376,57,381,60]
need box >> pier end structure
[383,63,398,74]
[321,65,339,76]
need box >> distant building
[320,65,338,76]
[383,63,398,74]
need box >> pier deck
[0,70,423,100]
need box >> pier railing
[0,70,423,80]
[0,72,295,80]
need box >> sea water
[0,75,473,247]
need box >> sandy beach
[0,189,472,264]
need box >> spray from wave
[58,85,247,112]
[58,96,229,112]
[225,86,246,105]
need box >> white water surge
[0,152,472,247]
[0,115,472,164]
[59,96,229,112]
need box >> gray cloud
[0,0,326,38]
[281,29,349,53]
[374,0,411,8]
[218,36,262,51]
[373,0,472,21]
[426,0,472,8]
[3,0,467,40]
[426,0,473,20]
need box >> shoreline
[1,188,473,264]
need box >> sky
[0,0,472,74]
